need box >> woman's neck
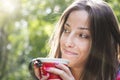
[71,67,84,80]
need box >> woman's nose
[65,35,74,48]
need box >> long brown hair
[48,0,120,80]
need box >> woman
[33,0,120,80]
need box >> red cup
[29,58,69,80]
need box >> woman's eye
[79,34,89,39]
[64,28,70,33]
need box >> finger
[46,67,69,79]
[41,73,49,80]
[33,65,40,79]
[55,63,72,76]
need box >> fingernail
[47,73,50,77]
[45,67,50,71]
[55,63,59,66]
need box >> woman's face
[60,10,92,68]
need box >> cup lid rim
[32,57,69,64]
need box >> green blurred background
[0,0,120,80]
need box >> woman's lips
[63,49,78,55]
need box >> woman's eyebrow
[65,22,70,27]
[78,27,89,30]
[65,22,89,30]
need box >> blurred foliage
[0,0,73,80]
[105,0,120,22]
[0,0,119,80]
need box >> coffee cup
[29,57,69,80]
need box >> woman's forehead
[65,10,90,29]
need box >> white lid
[32,57,69,64]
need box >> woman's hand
[33,65,49,80]
[33,63,75,80]
[46,63,75,80]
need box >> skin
[60,10,91,80]
[34,10,92,80]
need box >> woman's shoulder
[116,64,120,80]
[116,70,120,80]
